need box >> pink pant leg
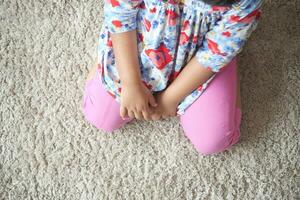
[180,57,242,155]
[82,70,134,133]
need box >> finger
[142,107,151,121]
[147,106,155,114]
[151,111,161,121]
[120,106,127,119]
[128,109,135,119]
[148,94,158,107]
[134,109,143,120]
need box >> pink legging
[82,57,242,155]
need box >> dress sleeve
[195,0,263,73]
[103,0,143,34]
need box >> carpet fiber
[1,0,299,199]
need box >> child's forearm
[111,30,142,86]
[165,56,215,104]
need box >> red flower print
[165,9,178,26]
[230,9,261,23]
[145,43,173,70]
[165,0,177,5]
[150,7,156,13]
[182,20,190,30]
[192,35,198,43]
[107,37,113,47]
[179,32,190,45]
[222,31,231,37]
[211,5,230,12]
[138,33,144,42]
[206,66,213,72]
[109,0,120,7]
[207,39,227,56]
[139,1,146,9]
[112,20,122,28]
[196,84,203,91]
[144,18,151,32]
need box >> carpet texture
[0,0,299,199]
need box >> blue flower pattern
[96,0,262,116]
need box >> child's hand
[120,82,157,121]
[150,90,179,120]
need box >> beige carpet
[1,0,299,199]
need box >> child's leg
[236,64,242,110]
[82,63,134,133]
[179,56,241,155]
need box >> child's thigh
[82,67,133,132]
[180,57,239,155]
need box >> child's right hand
[120,82,158,121]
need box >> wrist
[164,85,182,105]
[121,77,142,87]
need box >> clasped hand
[120,81,179,121]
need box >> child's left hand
[150,90,179,120]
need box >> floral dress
[96,0,262,116]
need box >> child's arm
[111,31,158,120]
[150,57,215,120]
[163,57,215,106]
[104,0,157,120]
[103,0,144,84]
[164,0,263,105]
[111,30,142,86]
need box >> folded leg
[82,65,134,133]
[180,57,242,155]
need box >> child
[82,0,262,155]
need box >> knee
[82,87,131,133]
[82,102,118,133]
[82,88,115,133]
[187,129,240,156]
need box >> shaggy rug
[0,0,299,199]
